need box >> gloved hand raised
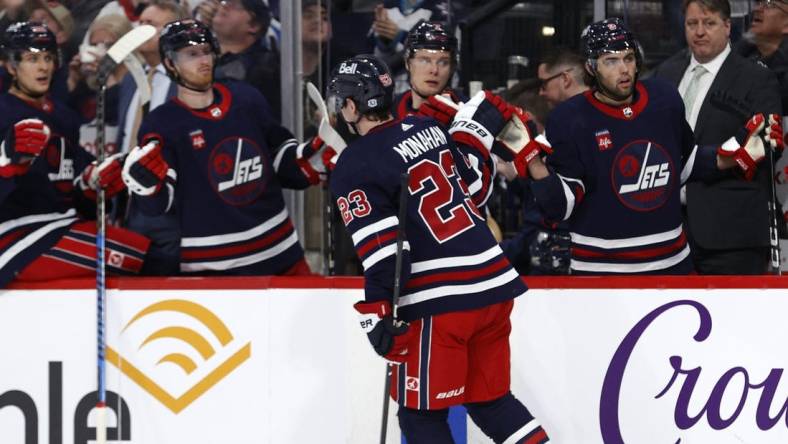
[0,118,51,177]
[718,114,768,180]
[122,141,169,195]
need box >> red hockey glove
[322,145,339,172]
[122,141,169,195]
[718,114,767,180]
[764,113,783,152]
[76,152,127,199]
[296,136,335,185]
[0,118,51,177]
[354,300,412,364]
[494,107,553,178]
[448,91,513,154]
[417,94,460,126]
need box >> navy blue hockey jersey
[329,115,526,321]
[134,81,311,275]
[531,79,721,274]
[0,94,93,286]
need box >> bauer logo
[106,299,251,414]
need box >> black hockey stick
[380,172,410,444]
[93,24,155,444]
[710,91,782,274]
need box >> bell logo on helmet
[338,62,357,74]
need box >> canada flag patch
[190,129,206,150]
[595,129,613,151]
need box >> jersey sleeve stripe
[410,244,501,273]
[351,216,399,245]
[181,208,289,247]
[356,229,398,258]
[361,241,411,270]
[273,139,298,172]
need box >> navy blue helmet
[3,21,59,66]
[327,55,394,116]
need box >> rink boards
[1,276,788,444]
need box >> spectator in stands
[0,0,27,34]
[210,0,282,118]
[30,0,73,50]
[302,0,331,86]
[67,14,133,156]
[537,47,589,110]
[118,0,188,275]
[735,0,788,113]
[652,0,782,274]
[371,0,464,94]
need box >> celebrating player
[521,18,781,274]
[0,22,148,287]
[122,19,330,275]
[327,54,549,443]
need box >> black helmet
[159,19,220,81]
[405,21,457,61]
[3,21,59,66]
[581,18,641,66]
[327,55,394,116]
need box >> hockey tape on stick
[306,82,347,152]
[97,25,156,82]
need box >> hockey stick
[710,92,782,275]
[380,172,410,444]
[93,24,155,444]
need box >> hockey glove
[76,152,127,199]
[122,141,169,195]
[296,136,334,185]
[764,113,783,152]
[494,107,553,178]
[0,118,51,178]
[449,90,513,154]
[718,114,767,180]
[354,300,411,364]
[417,94,460,126]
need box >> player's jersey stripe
[0,209,76,236]
[572,232,687,260]
[356,229,398,258]
[181,208,289,247]
[351,216,399,245]
[399,269,522,306]
[0,217,77,270]
[406,257,509,289]
[181,220,293,260]
[572,243,690,273]
[361,241,411,270]
[571,225,683,249]
[180,231,299,272]
[420,317,431,410]
[410,245,501,273]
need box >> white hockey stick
[306,81,347,153]
[94,24,155,444]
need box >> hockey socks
[397,407,454,444]
[465,392,549,444]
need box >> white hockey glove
[448,90,513,153]
[0,118,51,178]
[718,114,767,180]
[76,152,127,199]
[496,107,553,179]
[122,141,169,195]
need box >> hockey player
[121,20,328,275]
[393,21,465,124]
[0,22,149,287]
[327,55,549,444]
[520,18,782,274]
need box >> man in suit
[652,0,782,274]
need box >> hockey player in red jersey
[327,54,549,444]
[121,20,330,276]
[520,18,782,274]
[0,22,149,287]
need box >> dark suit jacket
[116,70,178,152]
[651,48,782,250]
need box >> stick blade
[107,25,156,63]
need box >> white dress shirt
[678,43,731,131]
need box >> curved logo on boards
[611,140,674,212]
[207,137,268,206]
[106,299,251,414]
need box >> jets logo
[208,137,268,206]
[611,140,674,212]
